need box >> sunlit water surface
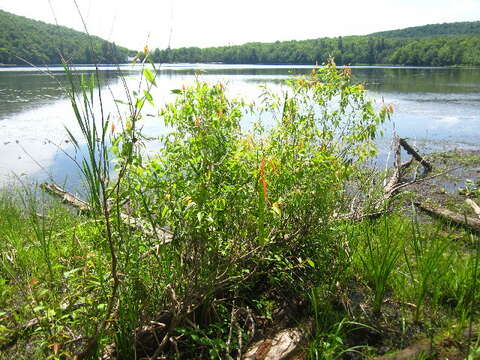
[1,64,479,188]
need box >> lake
[1,64,480,188]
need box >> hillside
[0,10,131,65]
[151,21,480,66]
[369,21,480,38]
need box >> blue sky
[1,0,479,50]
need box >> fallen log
[341,137,414,221]
[41,183,90,212]
[384,136,414,199]
[414,202,480,233]
[41,183,172,243]
[399,138,432,173]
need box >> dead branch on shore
[339,136,433,221]
[41,182,172,244]
[41,183,90,212]
[414,201,480,233]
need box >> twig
[390,166,461,194]
[226,301,236,355]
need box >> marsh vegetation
[0,59,479,360]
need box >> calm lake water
[1,64,479,187]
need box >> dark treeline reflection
[0,70,129,117]
[352,68,480,94]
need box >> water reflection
[0,64,479,187]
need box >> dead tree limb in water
[339,137,456,222]
[342,137,414,221]
[384,137,414,198]
[399,138,432,173]
[414,201,480,233]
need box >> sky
[1,0,479,50]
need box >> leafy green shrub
[14,60,387,357]
[110,61,389,345]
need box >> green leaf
[161,205,169,218]
[114,99,130,105]
[144,90,154,105]
[307,259,315,268]
[143,68,156,86]
[171,89,182,94]
[63,268,82,278]
[135,97,145,109]
[272,203,282,217]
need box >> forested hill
[369,21,480,38]
[0,10,131,65]
[151,21,480,66]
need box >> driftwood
[466,198,480,219]
[383,137,414,199]
[41,183,90,212]
[399,138,432,173]
[414,202,480,233]
[341,137,419,221]
[243,323,312,360]
[41,183,172,244]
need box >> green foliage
[354,217,405,313]
[0,189,110,358]
[307,318,371,360]
[0,10,130,65]
[370,21,480,38]
[3,55,480,358]
[117,62,387,313]
[403,220,452,322]
[459,179,480,198]
[151,21,480,66]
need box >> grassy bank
[1,62,479,359]
[1,183,479,359]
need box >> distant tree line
[0,10,131,65]
[2,11,479,67]
[369,21,480,38]
[150,21,480,66]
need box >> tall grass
[403,215,451,323]
[355,216,405,313]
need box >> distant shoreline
[1,63,479,69]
